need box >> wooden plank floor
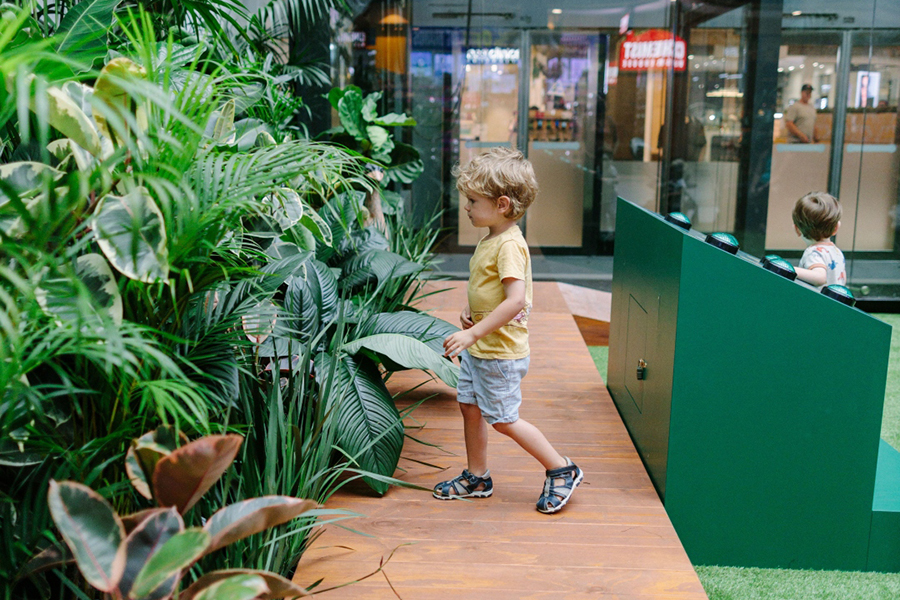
[295,283,707,599]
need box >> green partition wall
[608,198,900,571]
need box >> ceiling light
[552,8,562,14]
[792,11,802,16]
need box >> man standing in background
[784,83,817,143]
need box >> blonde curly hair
[453,147,538,220]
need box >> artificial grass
[694,566,900,600]
[587,346,608,384]
[874,314,900,451]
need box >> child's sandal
[536,459,583,514]
[433,469,493,500]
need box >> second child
[792,191,846,288]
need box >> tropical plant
[318,86,424,227]
[22,429,322,600]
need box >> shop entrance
[455,30,604,252]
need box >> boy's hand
[460,305,473,330]
[443,330,477,359]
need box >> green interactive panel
[608,198,899,571]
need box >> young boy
[434,147,583,514]
[792,191,846,288]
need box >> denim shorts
[457,351,530,424]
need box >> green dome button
[705,232,739,255]
[821,284,855,307]
[665,212,692,230]
[762,256,797,281]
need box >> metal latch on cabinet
[636,359,647,381]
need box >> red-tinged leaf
[122,508,167,534]
[130,528,210,599]
[152,435,243,514]
[18,545,73,579]
[192,574,269,600]
[47,480,125,593]
[180,569,310,600]
[126,427,188,499]
[204,497,318,554]
[117,507,183,598]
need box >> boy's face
[464,192,510,228]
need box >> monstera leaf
[314,354,404,495]
[91,187,169,282]
[35,253,122,327]
[343,333,459,387]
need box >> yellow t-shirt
[467,225,533,359]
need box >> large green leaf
[284,258,338,345]
[203,497,317,554]
[152,435,243,514]
[360,91,382,122]
[35,253,123,327]
[91,187,169,283]
[315,354,403,495]
[341,249,424,289]
[40,84,103,156]
[337,88,365,140]
[373,113,416,127]
[130,528,210,599]
[383,142,424,184]
[93,57,148,144]
[366,125,393,163]
[191,574,269,600]
[0,161,63,203]
[118,507,183,599]
[181,570,309,600]
[55,0,121,70]
[343,334,459,387]
[364,312,459,356]
[298,209,332,246]
[327,85,361,111]
[269,188,304,230]
[47,480,125,593]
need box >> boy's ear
[496,195,512,216]
[833,221,841,236]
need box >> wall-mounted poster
[854,71,881,108]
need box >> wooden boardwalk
[295,283,707,599]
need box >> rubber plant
[24,427,318,599]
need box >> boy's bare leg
[492,419,567,471]
[460,402,489,476]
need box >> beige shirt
[467,226,533,359]
[784,101,817,142]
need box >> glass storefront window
[332,0,900,301]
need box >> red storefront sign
[619,29,687,72]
